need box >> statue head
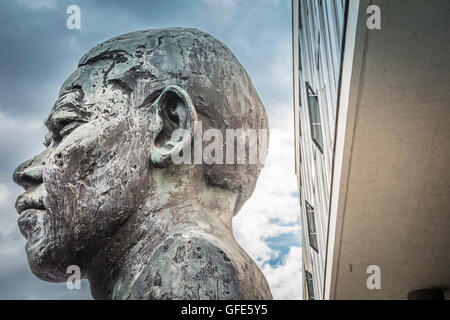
[12,28,269,295]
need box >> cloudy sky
[0,0,301,299]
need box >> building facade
[292,0,347,300]
[293,0,450,300]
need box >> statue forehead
[59,28,217,97]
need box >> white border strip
[324,0,369,300]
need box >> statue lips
[15,195,47,244]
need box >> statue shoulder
[129,232,243,300]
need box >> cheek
[44,121,151,239]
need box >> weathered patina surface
[12,28,271,299]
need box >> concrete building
[292,0,450,299]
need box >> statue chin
[26,244,68,283]
[22,216,68,283]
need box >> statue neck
[86,196,235,299]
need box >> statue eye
[58,119,82,137]
[46,107,89,140]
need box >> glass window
[306,271,315,300]
[306,201,318,252]
[298,39,302,72]
[298,1,303,29]
[306,82,324,152]
[315,32,320,70]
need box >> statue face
[13,62,156,281]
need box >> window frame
[305,270,315,300]
[305,200,319,252]
[306,82,324,153]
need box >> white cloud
[0,111,43,133]
[262,246,302,299]
[16,0,57,10]
[233,105,302,299]
[201,0,238,23]
[0,182,21,231]
[0,181,26,273]
[0,111,47,164]
[0,183,11,208]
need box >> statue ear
[150,85,197,167]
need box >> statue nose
[13,156,45,190]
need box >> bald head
[61,27,269,211]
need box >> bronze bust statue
[13,28,271,300]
